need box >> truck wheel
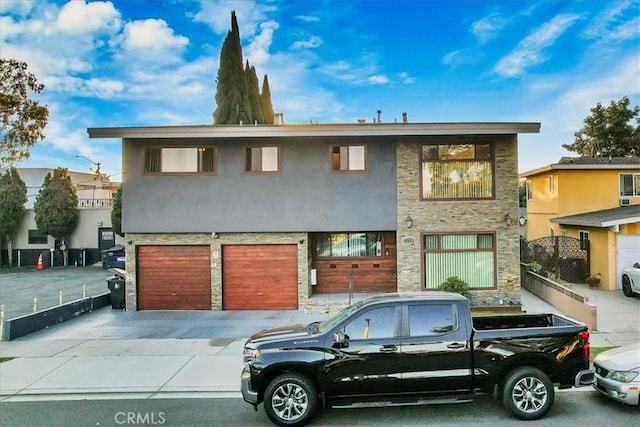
[264,373,318,426]
[502,367,554,420]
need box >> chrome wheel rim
[271,382,309,421]
[511,376,548,413]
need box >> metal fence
[520,236,589,283]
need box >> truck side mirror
[332,331,347,345]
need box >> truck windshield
[316,299,371,334]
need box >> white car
[621,262,640,297]
[593,342,640,406]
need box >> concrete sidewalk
[0,287,638,402]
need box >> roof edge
[87,122,541,139]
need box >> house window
[423,232,495,289]
[28,229,48,245]
[526,180,533,201]
[331,145,366,172]
[549,175,554,194]
[144,147,216,173]
[421,143,494,199]
[620,173,640,196]
[245,146,279,173]
[579,231,590,251]
[314,233,381,257]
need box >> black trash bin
[107,276,125,309]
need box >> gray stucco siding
[122,137,397,233]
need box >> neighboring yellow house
[520,157,640,291]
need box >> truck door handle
[447,343,465,349]
[379,345,398,353]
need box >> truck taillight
[579,331,590,360]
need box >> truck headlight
[609,371,638,383]
[243,348,261,360]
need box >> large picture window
[421,144,494,199]
[620,173,640,197]
[423,232,495,289]
[314,233,381,257]
[144,147,216,174]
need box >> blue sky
[1,0,638,180]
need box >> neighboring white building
[1,168,123,267]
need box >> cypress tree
[261,74,275,125]
[246,61,265,124]
[213,11,251,124]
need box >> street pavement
[0,269,638,402]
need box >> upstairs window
[620,173,640,196]
[421,144,494,200]
[145,147,216,174]
[526,180,533,201]
[331,145,366,172]
[245,146,279,173]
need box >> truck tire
[264,373,318,427]
[622,275,636,297]
[502,367,554,420]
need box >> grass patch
[591,346,615,362]
[0,357,14,363]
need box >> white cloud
[292,35,322,49]
[471,12,505,43]
[494,13,581,78]
[0,0,35,16]
[296,15,320,23]
[245,20,279,66]
[369,75,389,85]
[583,0,636,40]
[56,0,121,35]
[120,19,188,51]
[397,72,415,84]
[193,0,275,37]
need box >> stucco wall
[122,137,397,233]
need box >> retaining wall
[521,265,597,330]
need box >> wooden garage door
[138,245,211,310]
[223,245,298,310]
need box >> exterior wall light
[519,216,527,226]
[405,215,413,228]
[504,214,513,226]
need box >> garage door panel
[223,245,297,310]
[138,245,211,310]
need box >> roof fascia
[521,163,640,177]
[87,122,541,139]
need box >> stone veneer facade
[123,232,309,311]
[395,137,522,307]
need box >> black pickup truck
[241,292,594,426]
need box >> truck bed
[473,313,583,331]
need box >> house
[0,168,122,267]
[88,121,540,312]
[520,157,640,290]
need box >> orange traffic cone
[36,254,44,270]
